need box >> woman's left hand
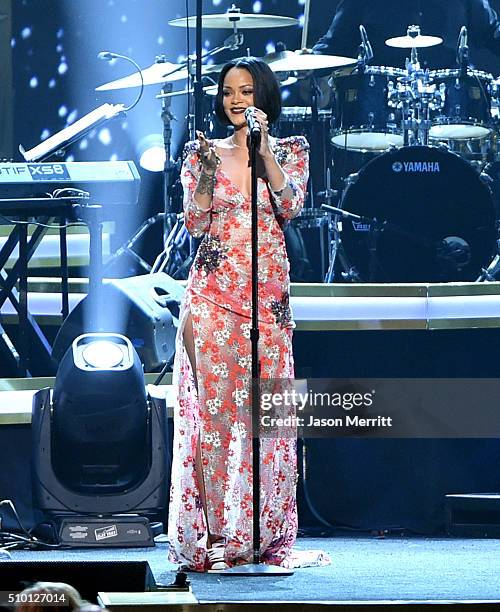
[252,108,273,159]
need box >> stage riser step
[446,493,500,537]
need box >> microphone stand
[309,76,322,208]
[194,0,203,133]
[222,131,292,576]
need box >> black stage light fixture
[31,333,169,547]
[52,273,185,372]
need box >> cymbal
[264,50,357,73]
[156,76,298,99]
[157,84,218,98]
[95,61,223,92]
[168,13,298,29]
[385,33,443,48]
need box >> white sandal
[207,542,228,571]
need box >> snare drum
[276,106,332,131]
[429,69,494,140]
[294,208,331,229]
[330,66,405,152]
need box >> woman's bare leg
[183,312,221,548]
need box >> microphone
[359,25,374,62]
[457,26,469,68]
[460,25,468,49]
[97,51,118,62]
[97,51,144,112]
[244,106,261,142]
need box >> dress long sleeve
[181,144,212,238]
[168,134,308,570]
[271,136,310,221]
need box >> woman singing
[167,56,309,571]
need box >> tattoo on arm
[196,172,216,198]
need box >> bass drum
[338,146,496,283]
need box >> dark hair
[214,56,282,125]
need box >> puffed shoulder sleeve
[271,136,309,220]
[181,141,212,237]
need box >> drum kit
[96,8,500,284]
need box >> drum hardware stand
[301,0,311,50]
[151,214,193,280]
[102,75,185,278]
[476,241,500,281]
[316,167,339,206]
[160,80,178,236]
[188,3,244,138]
[389,28,445,147]
[402,53,433,146]
[308,75,323,207]
[326,205,385,282]
[323,203,363,282]
[323,172,362,282]
[182,3,245,260]
[103,213,167,274]
[318,169,344,282]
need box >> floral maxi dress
[167,136,309,570]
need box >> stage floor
[4,536,500,605]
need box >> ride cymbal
[264,50,357,73]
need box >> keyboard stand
[0,214,55,376]
[0,196,79,376]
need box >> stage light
[52,273,184,372]
[137,134,166,172]
[52,333,149,495]
[78,336,129,369]
[31,332,169,547]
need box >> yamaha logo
[392,161,441,173]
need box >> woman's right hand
[197,130,219,176]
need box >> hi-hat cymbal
[169,13,298,29]
[264,50,357,73]
[95,61,223,92]
[157,84,219,98]
[385,33,443,48]
[156,76,298,99]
